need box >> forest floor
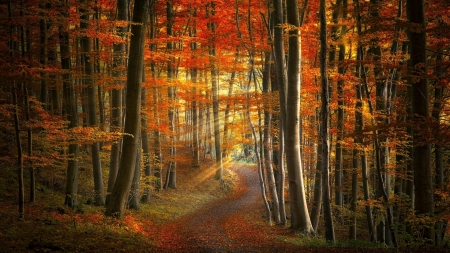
[1,157,449,252]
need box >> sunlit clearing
[192,160,235,184]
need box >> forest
[1,0,450,251]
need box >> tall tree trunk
[262,51,281,224]
[354,1,376,240]
[366,0,388,244]
[19,4,35,204]
[60,0,80,208]
[8,2,23,215]
[273,0,287,225]
[285,0,313,233]
[207,2,223,181]
[319,0,335,242]
[164,1,176,189]
[80,1,104,205]
[93,3,105,148]
[105,0,149,219]
[148,6,163,192]
[407,0,434,244]
[107,0,128,205]
[190,8,200,168]
[433,30,446,246]
[330,0,344,207]
[222,52,237,160]
[247,61,272,224]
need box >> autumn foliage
[1,0,450,250]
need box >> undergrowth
[0,151,235,252]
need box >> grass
[0,148,236,252]
[276,235,388,248]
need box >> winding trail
[155,165,282,252]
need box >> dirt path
[155,165,279,252]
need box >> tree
[262,51,281,224]
[207,2,224,181]
[164,0,177,189]
[80,0,104,206]
[284,0,314,233]
[105,0,149,219]
[407,0,434,243]
[272,0,287,225]
[319,0,335,242]
[60,0,80,208]
[107,0,128,205]
[190,7,200,168]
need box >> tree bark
[262,51,281,224]
[190,8,200,168]
[285,0,313,233]
[319,0,335,242]
[354,1,376,240]
[60,0,80,208]
[141,74,152,203]
[207,2,223,181]
[105,0,148,219]
[407,0,434,244]
[107,0,128,205]
[80,0,104,205]
[164,1,177,189]
[129,136,141,210]
[273,0,287,225]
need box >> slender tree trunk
[39,3,48,110]
[12,85,24,220]
[141,75,152,203]
[247,62,272,223]
[190,8,200,168]
[164,1,176,189]
[80,1,104,205]
[222,52,237,159]
[105,0,149,219]
[148,6,162,192]
[19,5,35,204]
[433,34,446,246]
[319,0,335,242]
[60,0,80,208]
[262,51,281,224]
[206,2,223,181]
[273,0,287,225]
[354,1,376,240]
[107,0,127,205]
[330,0,343,207]
[8,4,23,216]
